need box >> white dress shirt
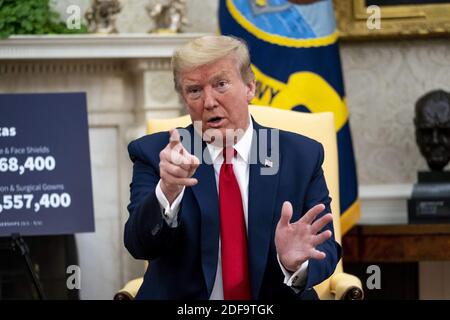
[155,120,308,299]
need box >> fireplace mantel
[0,34,208,60]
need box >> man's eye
[186,87,201,98]
[216,81,229,90]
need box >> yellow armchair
[115,105,363,300]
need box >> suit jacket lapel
[247,120,280,299]
[185,125,220,298]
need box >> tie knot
[223,147,237,164]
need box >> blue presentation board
[0,92,95,237]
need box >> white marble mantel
[0,34,208,59]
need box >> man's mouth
[207,116,225,128]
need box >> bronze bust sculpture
[414,89,450,171]
[409,90,450,223]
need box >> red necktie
[219,147,251,300]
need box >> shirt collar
[206,118,253,165]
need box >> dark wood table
[342,224,450,263]
[341,224,450,299]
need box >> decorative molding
[0,60,126,74]
[359,184,413,225]
[0,34,208,60]
[126,58,172,73]
[360,184,413,200]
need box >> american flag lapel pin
[264,159,273,168]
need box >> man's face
[415,101,450,171]
[179,55,255,145]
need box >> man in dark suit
[125,35,341,300]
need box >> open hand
[275,201,333,272]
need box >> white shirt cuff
[277,255,309,292]
[155,180,184,228]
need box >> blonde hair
[172,35,254,92]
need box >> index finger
[168,150,194,170]
[169,128,181,149]
[299,203,326,225]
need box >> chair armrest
[329,272,364,300]
[113,277,144,300]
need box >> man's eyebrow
[210,72,230,82]
[183,83,201,90]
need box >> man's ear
[246,79,256,103]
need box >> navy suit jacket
[125,119,341,300]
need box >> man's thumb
[279,201,293,226]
